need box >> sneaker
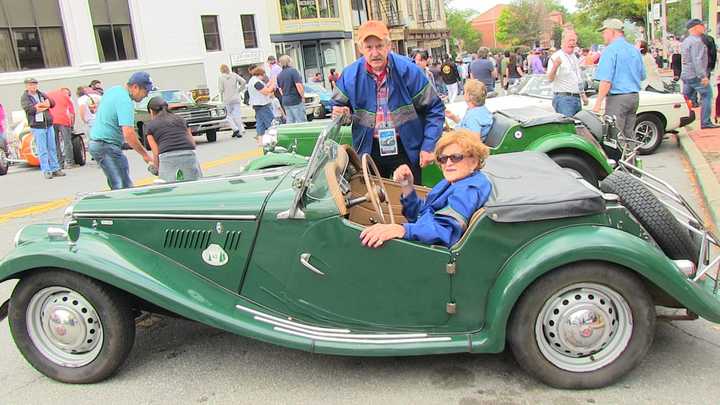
[701,123,720,129]
[52,170,66,177]
[43,172,53,179]
[231,130,240,138]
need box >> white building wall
[0,0,273,113]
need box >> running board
[235,304,452,344]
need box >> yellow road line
[0,148,264,223]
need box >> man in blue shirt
[592,19,646,143]
[89,72,154,189]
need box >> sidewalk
[678,118,720,228]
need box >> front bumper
[680,110,696,127]
[188,119,230,134]
[306,104,322,117]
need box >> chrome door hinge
[446,302,457,314]
[446,262,456,275]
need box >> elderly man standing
[682,19,718,129]
[21,78,63,179]
[547,29,587,116]
[331,20,444,184]
[592,19,646,141]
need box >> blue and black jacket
[331,53,445,168]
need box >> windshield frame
[279,115,345,219]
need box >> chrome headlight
[217,108,227,118]
[210,109,218,118]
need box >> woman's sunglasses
[437,153,466,165]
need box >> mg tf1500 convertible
[0,118,718,389]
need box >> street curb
[677,129,720,228]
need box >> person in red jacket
[47,87,76,168]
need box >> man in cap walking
[593,18,646,142]
[681,19,718,129]
[89,72,155,189]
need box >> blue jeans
[254,104,274,135]
[89,140,133,189]
[284,103,307,124]
[552,94,582,117]
[31,127,60,174]
[224,101,245,132]
[683,78,713,126]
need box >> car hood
[72,168,292,218]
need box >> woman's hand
[393,164,414,196]
[360,224,405,248]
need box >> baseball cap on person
[357,20,390,43]
[597,18,624,32]
[127,71,154,92]
[24,77,38,84]
[686,18,704,30]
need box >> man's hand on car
[332,106,350,120]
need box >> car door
[284,216,454,330]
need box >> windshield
[517,75,553,99]
[137,90,195,110]
[304,82,329,95]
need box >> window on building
[318,0,338,18]
[299,0,318,18]
[351,0,367,27]
[280,0,299,20]
[241,15,257,49]
[0,0,70,72]
[200,15,221,51]
[406,0,414,20]
[435,0,441,20]
[89,0,137,63]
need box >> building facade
[363,0,450,59]
[0,0,274,113]
[269,0,355,88]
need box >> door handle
[300,253,325,276]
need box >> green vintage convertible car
[248,106,623,186]
[0,118,718,389]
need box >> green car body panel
[3,157,720,357]
[249,120,611,187]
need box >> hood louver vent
[163,229,212,249]
[223,231,242,251]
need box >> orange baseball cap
[357,20,389,43]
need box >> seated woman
[360,129,492,248]
[144,97,203,182]
[444,79,494,142]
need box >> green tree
[568,13,603,47]
[495,0,567,47]
[666,0,709,38]
[575,0,646,26]
[446,8,480,55]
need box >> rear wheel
[71,135,86,166]
[550,152,600,186]
[509,262,655,389]
[0,149,8,175]
[9,270,136,384]
[634,114,664,155]
[205,130,217,143]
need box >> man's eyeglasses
[437,153,466,165]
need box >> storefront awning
[270,31,353,43]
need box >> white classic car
[448,75,694,154]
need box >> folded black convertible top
[483,151,606,223]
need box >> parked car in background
[134,90,228,147]
[474,74,695,155]
[302,82,332,118]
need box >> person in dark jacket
[702,32,717,75]
[20,77,64,179]
[331,20,445,184]
[144,97,202,182]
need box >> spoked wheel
[633,114,664,155]
[9,270,136,384]
[361,154,395,224]
[509,262,655,389]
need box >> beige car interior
[324,145,486,247]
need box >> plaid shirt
[366,62,392,138]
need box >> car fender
[526,133,613,175]
[0,228,315,352]
[476,225,720,351]
[244,152,307,171]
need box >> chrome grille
[223,231,242,251]
[175,109,212,122]
[163,229,212,249]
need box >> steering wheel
[361,154,395,224]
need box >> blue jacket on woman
[331,53,445,169]
[401,171,492,247]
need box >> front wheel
[0,149,8,175]
[509,262,655,389]
[71,135,86,166]
[9,270,136,384]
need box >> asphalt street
[0,129,719,404]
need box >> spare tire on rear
[600,171,699,263]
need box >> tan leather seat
[451,208,486,249]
